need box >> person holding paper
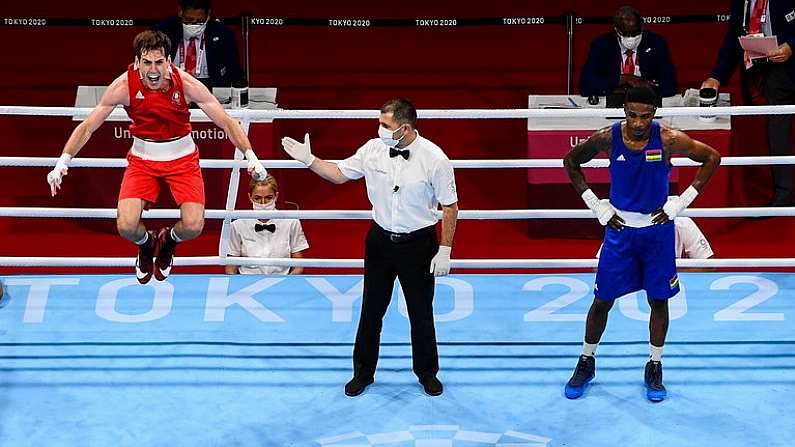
[703,0,795,206]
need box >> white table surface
[528,94,731,131]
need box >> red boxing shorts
[119,150,205,207]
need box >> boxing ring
[0,105,794,446]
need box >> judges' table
[527,94,731,238]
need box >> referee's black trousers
[352,223,439,381]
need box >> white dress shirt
[596,216,713,259]
[228,218,309,274]
[619,39,642,77]
[338,131,458,233]
[174,35,209,79]
[674,217,714,259]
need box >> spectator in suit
[703,0,795,207]
[154,0,244,88]
[579,5,677,97]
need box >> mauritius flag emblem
[670,275,680,289]
[645,149,662,162]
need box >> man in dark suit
[154,0,244,88]
[580,6,677,98]
[703,0,795,206]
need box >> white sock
[583,342,598,357]
[170,227,184,243]
[650,344,664,362]
[134,232,149,245]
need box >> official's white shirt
[174,35,209,79]
[619,38,641,77]
[596,217,714,259]
[228,218,309,275]
[674,216,714,259]
[337,131,458,233]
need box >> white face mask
[617,31,642,51]
[378,124,405,148]
[182,22,207,39]
[252,200,276,211]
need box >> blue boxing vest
[608,121,671,214]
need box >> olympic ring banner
[0,14,732,28]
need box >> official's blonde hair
[248,174,278,194]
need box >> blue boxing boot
[645,360,667,402]
[565,355,595,399]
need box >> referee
[281,97,459,397]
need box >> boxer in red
[47,30,267,284]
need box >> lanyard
[177,34,205,76]
[744,0,769,33]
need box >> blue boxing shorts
[595,220,680,301]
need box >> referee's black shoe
[344,376,374,397]
[419,376,443,396]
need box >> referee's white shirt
[338,131,458,234]
[228,218,309,275]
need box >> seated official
[579,5,677,98]
[154,0,244,88]
[226,176,309,275]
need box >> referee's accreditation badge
[645,149,663,162]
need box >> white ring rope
[3,156,795,168]
[2,104,795,120]
[1,104,792,270]
[0,256,792,268]
[0,207,793,219]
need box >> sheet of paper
[739,34,778,56]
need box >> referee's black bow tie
[389,147,410,160]
[255,223,276,233]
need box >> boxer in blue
[562,87,721,401]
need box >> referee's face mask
[378,122,407,148]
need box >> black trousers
[762,64,795,201]
[352,223,439,380]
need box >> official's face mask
[182,22,207,39]
[378,124,405,148]
[252,199,276,211]
[617,30,642,51]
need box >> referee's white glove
[281,133,316,167]
[581,189,616,226]
[662,186,699,220]
[244,149,268,181]
[430,245,452,277]
[46,153,72,197]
